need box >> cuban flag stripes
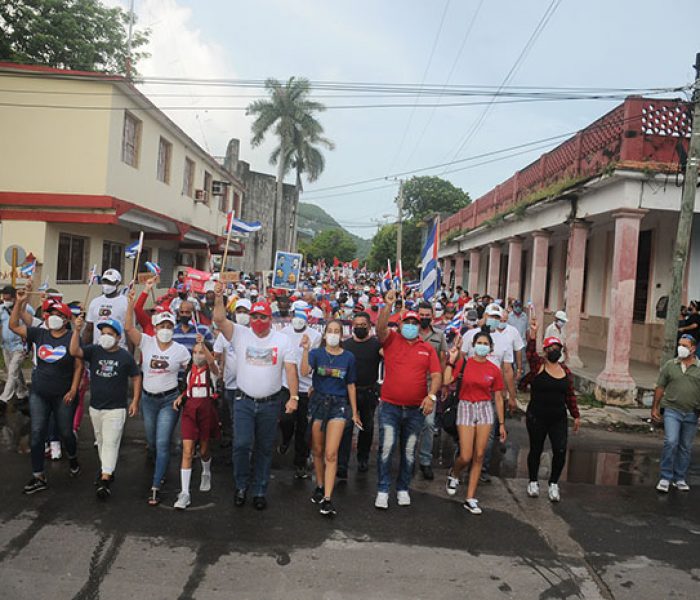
[19,260,36,277]
[145,261,161,276]
[87,264,100,284]
[226,212,262,234]
[444,310,465,335]
[125,239,142,260]
[37,344,67,363]
[420,220,439,301]
[381,259,393,293]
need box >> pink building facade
[439,97,700,405]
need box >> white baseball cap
[102,269,122,284]
[152,311,176,326]
[555,310,568,322]
[236,298,252,311]
[485,303,503,317]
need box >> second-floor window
[202,171,212,204]
[182,157,195,197]
[157,137,172,184]
[57,233,87,283]
[102,241,124,274]
[121,111,141,167]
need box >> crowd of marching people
[0,261,696,517]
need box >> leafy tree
[367,221,422,277]
[247,77,334,267]
[402,176,470,222]
[300,229,356,263]
[0,0,150,75]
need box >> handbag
[441,358,468,437]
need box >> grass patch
[576,392,605,408]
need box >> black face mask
[279,309,290,317]
[419,317,432,329]
[371,306,378,312]
[353,326,369,339]
[546,349,562,363]
[178,316,191,325]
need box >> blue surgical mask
[497,321,507,330]
[474,343,490,357]
[486,318,500,330]
[556,319,566,328]
[401,323,419,340]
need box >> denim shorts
[308,393,350,431]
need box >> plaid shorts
[456,400,494,426]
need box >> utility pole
[395,179,404,267]
[661,52,700,364]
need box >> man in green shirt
[651,334,700,493]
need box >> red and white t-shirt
[453,357,504,402]
[231,324,295,398]
[380,330,441,407]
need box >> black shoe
[234,489,247,507]
[96,479,112,500]
[277,443,289,455]
[294,466,310,480]
[69,459,81,477]
[479,473,492,484]
[336,468,348,481]
[311,486,324,504]
[252,496,267,510]
[357,460,369,473]
[23,476,48,495]
[420,465,434,480]
[319,498,337,516]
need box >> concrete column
[564,220,589,369]
[454,253,465,290]
[468,249,481,295]
[595,209,647,405]
[487,243,502,298]
[506,236,523,302]
[530,230,551,350]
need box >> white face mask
[677,345,691,359]
[47,315,65,331]
[192,354,207,366]
[98,334,117,350]
[3,300,14,309]
[102,284,117,295]
[326,333,341,347]
[235,312,250,326]
[156,328,173,343]
[292,317,306,331]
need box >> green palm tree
[247,77,334,266]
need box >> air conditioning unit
[212,181,227,196]
[194,189,208,203]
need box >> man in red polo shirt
[374,289,442,510]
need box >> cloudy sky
[110,0,700,238]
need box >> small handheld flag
[19,260,36,277]
[226,213,262,234]
[145,261,161,276]
[87,264,100,284]
[125,239,141,259]
[38,277,49,292]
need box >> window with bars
[203,171,212,204]
[57,233,88,283]
[121,111,141,167]
[102,241,124,274]
[157,137,172,183]
[182,157,195,197]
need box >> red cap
[401,310,420,322]
[388,314,401,324]
[250,301,272,317]
[370,296,381,305]
[47,302,72,319]
[543,336,563,349]
[41,298,59,313]
[353,302,365,312]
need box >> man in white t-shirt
[279,302,322,479]
[83,269,128,346]
[213,284,299,510]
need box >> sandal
[148,488,161,506]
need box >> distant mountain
[297,202,371,260]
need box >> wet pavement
[0,406,698,599]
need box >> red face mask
[250,319,271,336]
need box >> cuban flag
[38,277,50,292]
[393,261,402,291]
[38,344,67,363]
[381,259,393,292]
[145,261,161,275]
[444,309,465,334]
[420,220,439,301]
[226,212,262,234]
[19,260,36,277]
[125,238,141,260]
[87,264,100,284]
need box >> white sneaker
[656,479,670,493]
[174,491,191,510]
[374,492,389,510]
[446,473,460,496]
[548,483,560,502]
[672,480,690,491]
[397,490,411,506]
[50,441,62,460]
[463,498,482,514]
[199,472,211,492]
[527,481,540,498]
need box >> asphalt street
[0,407,698,600]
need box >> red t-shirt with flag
[380,330,441,407]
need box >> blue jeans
[377,401,425,493]
[419,406,436,467]
[660,408,699,481]
[30,392,77,474]
[233,393,282,497]
[141,391,180,489]
[225,388,240,479]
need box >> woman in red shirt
[443,331,506,515]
